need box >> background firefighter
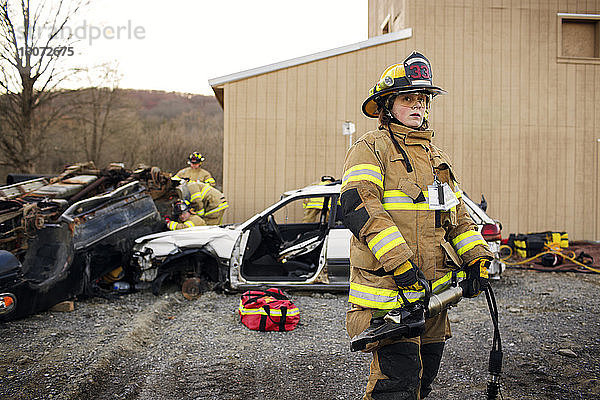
[173,151,217,186]
[341,52,493,399]
[173,178,229,226]
[302,175,336,223]
[165,199,206,230]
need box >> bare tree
[0,0,86,172]
[68,63,141,165]
[139,106,223,185]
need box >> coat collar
[384,123,434,145]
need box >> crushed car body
[0,162,174,321]
[130,182,505,296]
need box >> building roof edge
[208,28,412,88]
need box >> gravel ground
[1,267,599,400]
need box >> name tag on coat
[427,182,459,211]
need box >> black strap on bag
[257,304,288,332]
[244,289,290,306]
[278,307,287,332]
[259,305,269,331]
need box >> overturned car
[130,182,505,297]
[0,162,174,321]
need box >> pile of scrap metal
[0,161,176,321]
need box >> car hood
[133,225,242,259]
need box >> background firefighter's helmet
[171,177,191,201]
[172,199,191,220]
[362,51,447,118]
[188,152,205,164]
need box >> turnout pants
[347,305,451,400]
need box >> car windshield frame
[238,185,341,231]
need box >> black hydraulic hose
[484,285,503,400]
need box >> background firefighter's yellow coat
[173,167,216,186]
[167,214,207,230]
[187,182,229,225]
[340,123,492,310]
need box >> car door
[324,227,351,283]
[231,193,342,289]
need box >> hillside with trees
[0,90,224,186]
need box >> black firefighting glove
[393,260,425,291]
[460,256,491,298]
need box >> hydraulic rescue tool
[350,273,503,400]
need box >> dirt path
[1,268,599,399]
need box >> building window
[558,13,600,64]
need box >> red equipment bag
[238,288,300,332]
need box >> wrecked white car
[130,182,505,297]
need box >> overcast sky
[63,0,368,95]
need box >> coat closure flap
[398,178,424,201]
[430,149,451,169]
[390,153,405,162]
[429,146,459,183]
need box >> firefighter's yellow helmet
[362,52,447,118]
[188,152,205,164]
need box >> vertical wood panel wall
[221,0,600,240]
[401,0,600,240]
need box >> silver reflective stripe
[343,169,383,182]
[454,233,485,254]
[348,271,467,309]
[383,195,417,204]
[370,230,403,256]
[348,287,398,306]
[348,285,423,309]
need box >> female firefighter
[341,51,493,399]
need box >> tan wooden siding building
[211,0,600,240]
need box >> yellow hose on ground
[499,243,600,274]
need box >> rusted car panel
[0,163,172,321]
[0,177,49,198]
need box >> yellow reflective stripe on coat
[383,190,430,210]
[190,184,211,202]
[303,198,324,209]
[431,270,466,293]
[348,271,467,309]
[452,230,487,256]
[349,282,413,309]
[383,189,462,211]
[204,201,229,215]
[454,185,463,198]
[238,301,300,316]
[342,164,383,189]
[303,197,332,210]
[167,221,178,230]
[205,177,216,184]
[184,221,195,228]
[367,226,406,260]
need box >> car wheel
[181,277,203,300]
